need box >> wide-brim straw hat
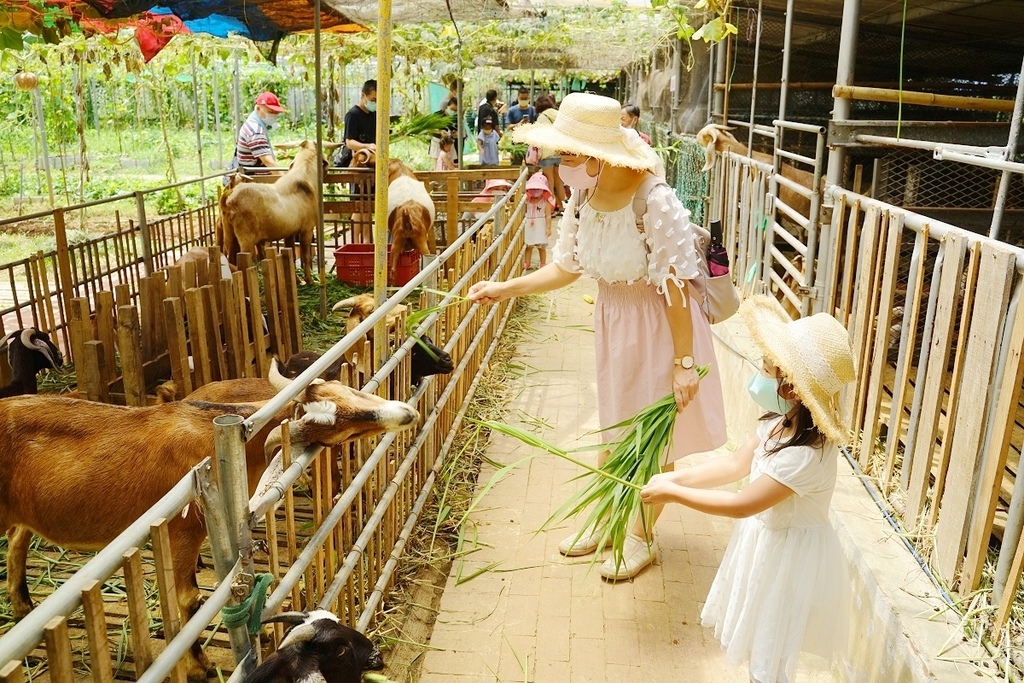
[512,93,660,171]
[741,295,857,443]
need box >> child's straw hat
[512,93,659,171]
[741,295,857,442]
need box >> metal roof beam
[870,0,1002,25]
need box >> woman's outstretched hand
[672,366,699,411]
[468,280,510,305]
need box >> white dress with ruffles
[552,183,727,461]
[701,418,849,682]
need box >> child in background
[640,294,856,683]
[476,115,501,167]
[434,135,457,172]
[460,179,512,235]
[522,171,554,270]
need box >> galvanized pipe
[804,128,827,314]
[825,0,862,190]
[242,170,527,436]
[0,471,197,666]
[190,50,206,203]
[932,148,1024,176]
[990,57,1024,240]
[135,560,241,683]
[356,295,517,631]
[855,134,1003,157]
[31,88,55,208]
[746,0,764,155]
[212,415,255,669]
[777,0,796,125]
[321,296,507,610]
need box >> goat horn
[0,331,18,349]
[330,296,360,313]
[19,328,37,348]
[268,358,291,390]
[30,336,61,370]
[262,611,309,625]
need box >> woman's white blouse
[552,183,703,300]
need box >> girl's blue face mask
[747,372,796,415]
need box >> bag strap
[631,174,668,230]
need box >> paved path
[418,278,835,683]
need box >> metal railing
[0,168,530,683]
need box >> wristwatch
[673,355,695,369]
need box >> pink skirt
[595,281,727,464]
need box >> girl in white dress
[640,294,856,683]
[522,171,554,270]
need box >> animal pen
[632,0,1024,657]
[0,153,530,681]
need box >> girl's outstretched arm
[640,473,794,519]
[649,434,759,490]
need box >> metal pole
[32,88,55,208]
[777,0,796,129]
[190,50,206,203]
[135,191,154,275]
[213,64,224,169]
[210,414,257,672]
[712,31,727,121]
[232,53,242,140]
[747,0,764,155]
[314,0,327,318]
[990,55,1024,241]
[824,0,862,190]
[373,0,393,369]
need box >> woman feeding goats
[468,92,726,581]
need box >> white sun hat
[741,295,857,443]
[511,93,660,171]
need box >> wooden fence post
[135,191,154,276]
[118,305,147,406]
[69,297,90,367]
[81,341,109,403]
[163,297,192,397]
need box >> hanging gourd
[14,71,39,91]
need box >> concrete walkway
[418,278,835,683]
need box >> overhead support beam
[872,0,1001,25]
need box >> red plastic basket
[334,244,421,287]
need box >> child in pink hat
[460,179,513,234]
[523,171,554,270]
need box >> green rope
[897,0,909,138]
[221,572,275,635]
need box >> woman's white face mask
[558,156,600,189]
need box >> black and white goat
[330,295,455,384]
[250,610,384,683]
[0,328,62,398]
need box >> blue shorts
[539,157,560,168]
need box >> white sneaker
[557,526,609,557]
[599,534,655,580]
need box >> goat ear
[701,145,716,173]
[274,141,301,150]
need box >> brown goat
[220,141,328,285]
[696,123,815,222]
[0,373,417,681]
[386,159,434,273]
[331,293,408,368]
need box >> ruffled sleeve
[761,446,826,497]
[551,192,582,275]
[642,183,704,301]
